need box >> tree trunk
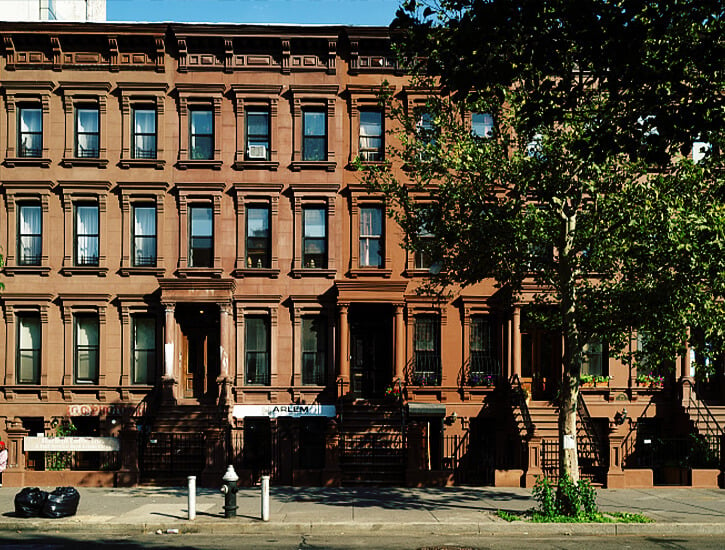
[559,367,580,483]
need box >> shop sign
[67,404,132,417]
[24,436,120,452]
[232,404,336,419]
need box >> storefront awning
[407,403,446,417]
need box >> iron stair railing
[509,374,535,439]
[576,392,608,470]
[682,378,722,438]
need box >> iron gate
[139,432,205,478]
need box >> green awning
[407,403,446,417]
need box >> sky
[106,0,400,26]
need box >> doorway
[349,304,393,398]
[521,328,561,399]
[176,304,220,402]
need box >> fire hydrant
[221,465,239,518]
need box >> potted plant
[594,375,611,387]
[468,373,495,387]
[579,374,594,388]
[636,373,664,388]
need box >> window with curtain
[19,106,42,157]
[132,316,156,385]
[133,108,156,159]
[18,204,42,266]
[359,110,383,161]
[245,108,270,160]
[303,206,327,268]
[133,205,156,267]
[75,314,99,384]
[414,315,441,384]
[302,316,326,385]
[189,205,213,267]
[470,315,499,377]
[75,106,99,158]
[303,109,326,161]
[75,204,99,266]
[472,113,494,138]
[246,205,270,268]
[359,206,383,267]
[190,108,213,160]
[17,314,41,384]
[245,316,270,385]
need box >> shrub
[532,475,599,519]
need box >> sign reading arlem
[232,404,336,419]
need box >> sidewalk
[2,486,725,536]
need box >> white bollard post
[188,475,196,520]
[261,475,270,522]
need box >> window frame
[3,81,53,167]
[118,83,167,169]
[74,105,100,159]
[412,314,442,386]
[471,112,494,139]
[132,204,157,268]
[301,315,328,386]
[16,313,41,385]
[302,205,328,270]
[132,107,157,160]
[132,315,157,385]
[3,183,52,275]
[289,85,338,171]
[358,109,384,162]
[188,203,214,268]
[118,183,167,276]
[244,315,271,386]
[176,183,224,277]
[349,187,391,277]
[245,107,271,161]
[233,184,282,278]
[176,83,224,169]
[231,85,282,171]
[73,312,100,385]
[358,205,384,269]
[17,202,42,267]
[18,105,43,158]
[302,108,327,162]
[347,85,394,167]
[74,202,100,267]
[245,204,271,270]
[235,301,279,389]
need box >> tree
[366,0,725,482]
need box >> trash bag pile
[14,486,80,518]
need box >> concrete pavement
[1,486,725,537]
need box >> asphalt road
[1,533,725,549]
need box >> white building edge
[0,0,106,22]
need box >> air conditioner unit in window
[248,145,267,159]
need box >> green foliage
[533,475,599,519]
[370,0,725,481]
[496,510,521,522]
[45,419,77,472]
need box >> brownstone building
[0,21,722,489]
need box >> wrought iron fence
[441,432,495,484]
[26,450,120,472]
[139,432,205,477]
[541,438,607,483]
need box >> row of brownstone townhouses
[0,21,723,489]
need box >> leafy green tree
[366,0,725,482]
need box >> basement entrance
[176,304,220,402]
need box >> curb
[3,520,725,537]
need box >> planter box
[689,468,721,488]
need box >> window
[133,205,156,267]
[246,206,270,268]
[75,107,99,158]
[303,109,326,161]
[132,316,156,385]
[582,340,606,377]
[18,204,42,266]
[472,113,494,138]
[413,315,441,385]
[17,314,41,384]
[470,316,499,379]
[133,108,156,159]
[359,110,383,161]
[190,109,213,160]
[245,316,270,385]
[303,206,327,269]
[414,222,434,270]
[18,106,42,157]
[245,108,270,160]
[359,206,384,268]
[302,316,326,385]
[75,204,99,266]
[417,112,435,143]
[74,314,99,384]
[188,205,213,268]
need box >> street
[1,533,725,549]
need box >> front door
[349,305,392,398]
[177,305,220,401]
[521,329,560,399]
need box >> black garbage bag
[14,487,49,517]
[42,486,80,518]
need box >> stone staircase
[338,399,406,486]
[682,380,725,439]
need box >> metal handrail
[682,378,722,436]
[577,392,607,467]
